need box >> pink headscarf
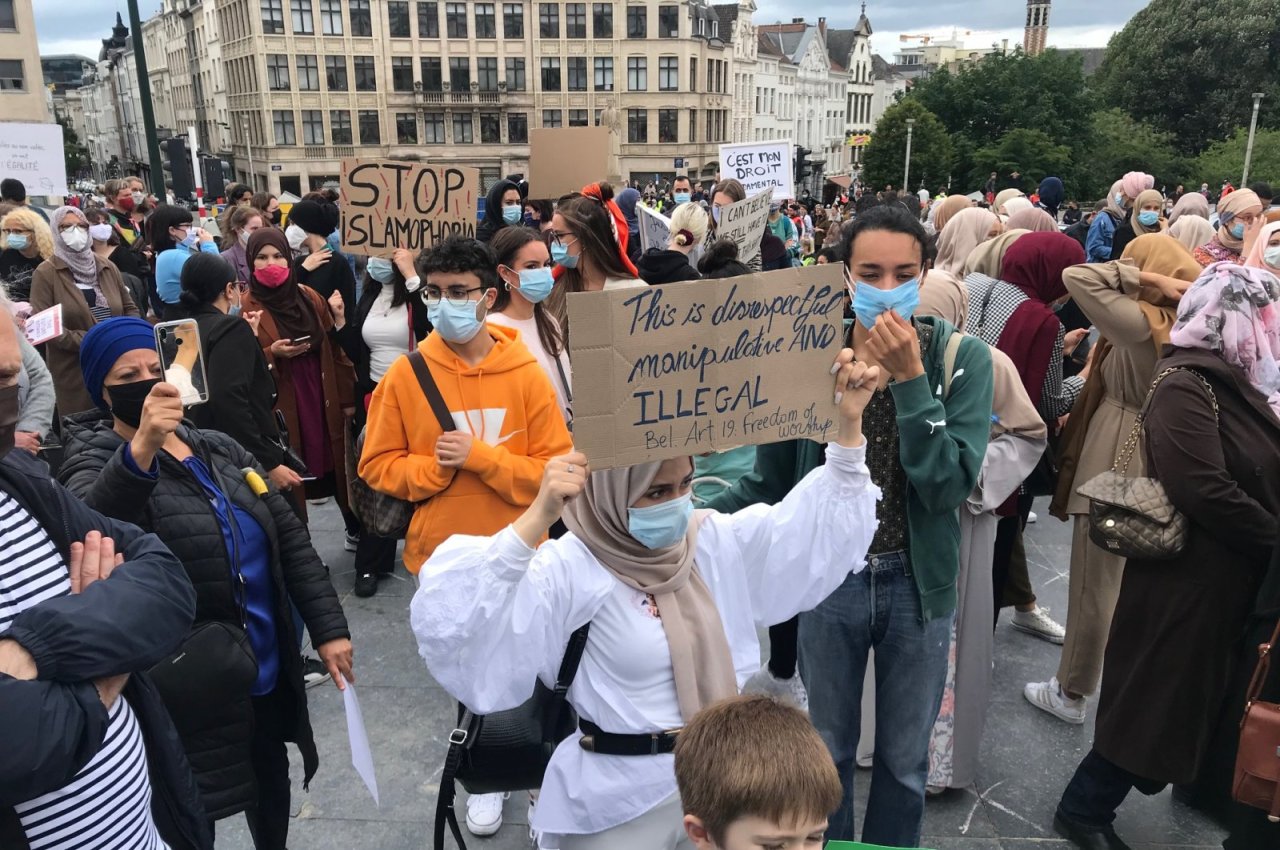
[1004,208,1058,233]
[1121,171,1154,200]
[1169,262,1280,419]
[1244,221,1280,272]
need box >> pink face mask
[255,264,290,288]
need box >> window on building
[480,112,501,143]
[423,112,445,143]
[358,109,380,144]
[320,0,343,34]
[567,57,586,91]
[565,3,585,38]
[688,107,696,142]
[349,0,371,35]
[594,108,603,125]
[690,56,697,91]
[325,56,348,90]
[301,109,324,144]
[658,108,676,143]
[592,3,612,37]
[261,0,285,33]
[506,57,526,90]
[353,55,376,90]
[626,56,646,91]
[568,109,588,127]
[445,2,466,36]
[448,57,470,90]
[626,6,645,37]
[330,109,353,144]
[508,113,528,143]
[542,109,562,128]
[538,3,558,37]
[291,0,313,33]
[296,55,320,90]
[658,56,677,91]
[388,1,410,36]
[0,2,15,29]
[0,59,23,90]
[657,5,677,37]
[272,110,296,145]
[395,113,417,144]
[421,57,442,91]
[417,1,438,36]
[391,57,413,91]
[475,3,496,37]
[711,18,717,38]
[540,57,561,90]
[697,16,703,36]
[266,55,290,90]
[706,61,712,92]
[627,109,647,143]
[453,113,473,143]
[593,57,613,91]
[477,57,498,91]
[503,3,523,37]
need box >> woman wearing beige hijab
[963,228,1031,279]
[1167,191,1209,226]
[1192,188,1264,266]
[410,356,880,849]
[931,194,974,234]
[994,188,1026,217]
[936,208,1001,277]
[1005,207,1059,233]
[1109,188,1167,260]
[1170,216,1215,253]
[1025,234,1203,725]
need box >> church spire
[1024,0,1050,56]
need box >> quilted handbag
[1233,615,1280,822]
[1074,367,1218,561]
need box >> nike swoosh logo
[496,429,525,446]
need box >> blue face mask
[326,231,342,252]
[1114,192,1128,209]
[427,297,488,344]
[367,257,395,284]
[502,205,523,225]
[1230,222,1246,240]
[712,206,721,225]
[673,192,691,205]
[550,241,578,269]
[227,289,243,318]
[514,266,555,303]
[851,279,921,330]
[6,234,29,251]
[627,492,694,550]
[180,231,198,250]
[1265,246,1280,269]
[1138,210,1160,227]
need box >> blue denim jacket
[1085,211,1119,263]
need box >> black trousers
[1058,749,1166,829]
[354,531,397,577]
[992,492,1037,628]
[246,688,294,850]
[768,616,799,680]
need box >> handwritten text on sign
[339,159,479,256]
[567,265,847,469]
[719,140,794,202]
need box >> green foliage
[861,100,953,192]
[970,129,1073,192]
[1092,0,1280,153]
[1193,128,1280,187]
[1075,109,1187,200]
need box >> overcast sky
[35,0,1151,62]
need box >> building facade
[1024,0,1050,57]
[1,0,52,123]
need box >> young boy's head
[418,237,500,344]
[674,695,841,850]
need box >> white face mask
[61,228,90,252]
[285,224,307,251]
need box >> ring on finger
[567,463,575,473]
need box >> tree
[1193,128,1280,188]
[1093,0,1280,153]
[861,100,953,193]
[970,129,1072,193]
[1074,109,1187,201]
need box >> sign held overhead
[0,123,68,197]
[339,158,479,256]
[567,265,847,469]
[719,140,794,202]
[715,188,773,272]
[527,126,612,199]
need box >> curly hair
[416,237,500,292]
[0,207,55,260]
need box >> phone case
[155,318,210,407]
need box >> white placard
[0,123,68,198]
[343,681,380,806]
[24,304,63,345]
[638,203,670,253]
[715,189,774,272]
[719,140,794,202]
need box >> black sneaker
[354,571,377,598]
[1053,811,1132,850]
[301,655,329,689]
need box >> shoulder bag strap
[1113,366,1220,474]
[408,350,456,433]
[942,331,965,399]
[972,279,1000,338]
[1244,616,1280,725]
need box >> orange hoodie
[358,325,573,572]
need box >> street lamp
[903,118,915,192]
[1242,92,1265,187]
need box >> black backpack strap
[408,350,455,433]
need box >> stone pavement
[215,498,1226,850]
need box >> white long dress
[411,442,879,848]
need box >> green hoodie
[707,315,993,620]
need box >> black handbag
[433,624,591,850]
[271,409,310,476]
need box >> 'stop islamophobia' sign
[339,159,479,256]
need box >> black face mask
[0,383,19,460]
[104,378,161,429]
[271,209,282,225]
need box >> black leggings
[768,616,799,679]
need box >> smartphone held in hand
[155,319,210,406]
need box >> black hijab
[246,226,323,343]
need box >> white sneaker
[1024,677,1087,724]
[1027,510,1039,523]
[856,751,874,769]
[466,792,508,837]
[344,532,359,552]
[742,667,808,712]
[1011,606,1066,644]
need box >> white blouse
[361,286,413,384]
[410,441,879,846]
[486,313,572,424]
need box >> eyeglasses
[1,228,32,236]
[423,285,485,307]
[547,231,578,250]
[59,223,89,233]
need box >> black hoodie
[477,180,520,244]
[637,248,701,285]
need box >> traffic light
[201,155,231,201]
[794,146,816,187]
[160,137,194,201]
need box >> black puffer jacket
[637,248,702,285]
[58,413,350,819]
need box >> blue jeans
[798,551,952,846]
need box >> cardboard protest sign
[715,189,773,271]
[527,126,612,199]
[719,140,794,202]
[637,203,670,253]
[339,159,479,256]
[568,264,847,469]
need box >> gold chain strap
[1112,367,1220,473]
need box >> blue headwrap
[80,317,157,410]
[1038,176,1065,218]
[615,187,641,234]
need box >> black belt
[578,720,681,756]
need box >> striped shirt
[0,491,169,850]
